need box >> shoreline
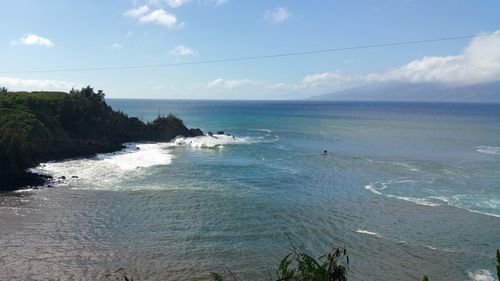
[0,88,204,192]
[1,142,126,191]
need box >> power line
[0,33,488,74]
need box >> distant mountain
[308,81,500,103]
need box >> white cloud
[300,71,355,89]
[139,9,181,28]
[124,5,150,17]
[0,77,81,92]
[264,7,290,23]
[110,43,123,49]
[168,45,196,56]
[207,78,258,89]
[124,6,183,29]
[165,0,190,8]
[11,34,55,48]
[299,30,500,89]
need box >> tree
[275,247,349,281]
[0,86,8,93]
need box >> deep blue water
[1,100,499,280]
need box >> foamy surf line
[364,184,500,218]
[98,143,174,170]
[476,146,500,155]
[354,229,382,237]
[364,182,440,207]
[30,142,174,189]
[172,133,259,148]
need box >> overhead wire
[0,34,487,74]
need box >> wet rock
[189,128,204,137]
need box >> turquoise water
[1,100,499,280]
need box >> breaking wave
[468,269,495,281]
[476,146,500,155]
[31,143,174,189]
[172,133,256,148]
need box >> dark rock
[146,114,191,141]
[189,128,204,137]
[208,131,214,137]
[216,131,224,135]
[71,176,78,179]
[59,176,66,180]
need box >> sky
[0,0,500,99]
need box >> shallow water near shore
[1,100,499,280]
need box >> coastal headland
[0,86,203,191]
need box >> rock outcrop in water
[0,86,203,191]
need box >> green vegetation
[0,86,202,191]
[210,242,349,281]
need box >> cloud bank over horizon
[207,30,500,94]
[0,77,81,92]
[301,30,500,89]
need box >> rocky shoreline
[0,87,204,191]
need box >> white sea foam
[468,269,495,281]
[430,197,500,218]
[97,143,173,170]
[172,134,256,148]
[354,229,381,237]
[364,180,441,207]
[385,194,441,207]
[460,207,500,219]
[31,143,174,189]
[368,191,500,218]
[476,146,500,155]
[364,184,382,195]
[424,245,438,250]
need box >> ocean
[1,100,499,280]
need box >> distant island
[308,81,500,103]
[0,86,203,191]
